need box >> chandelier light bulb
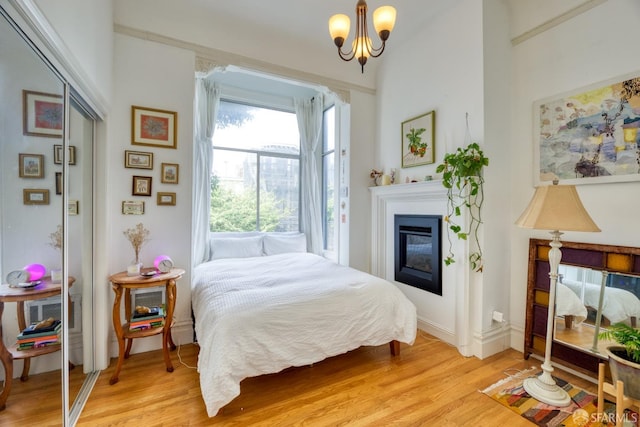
[329,14,351,47]
[373,6,396,39]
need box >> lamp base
[523,373,571,407]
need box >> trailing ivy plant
[435,142,489,272]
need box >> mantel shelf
[369,180,445,198]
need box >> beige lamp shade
[515,183,600,232]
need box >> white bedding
[556,283,587,325]
[192,252,417,417]
[562,279,640,324]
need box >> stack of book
[17,319,62,350]
[129,306,164,331]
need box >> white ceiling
[188,0,457,51]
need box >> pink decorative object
[154,255,173,273]
[24,263,46,281]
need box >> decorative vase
[127,262,142,277]
[606,346,640,400]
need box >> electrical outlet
[492,310,504,323]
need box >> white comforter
[192,252,417,417]
[562,279,640,324]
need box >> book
[21,319,62,336]
[132,306,163,320]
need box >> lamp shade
[515,184,600,232]
[373,6,396,36]
[329,14,350,43]
[24,263,46,281]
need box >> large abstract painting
[534,73,640,185]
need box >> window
[211,100,300,232]
[322,106,336,251]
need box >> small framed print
[23,90,63,137]
[18,153,44,178]
[55,172,62,195]
[124,150,153,169]
[131,105,177,149]
[54,145,76,165]
[160,163,179,184]
[401,110,435,168]
[157,192,176,206]
[132,176,152,196]
[122,200,145,215]
[23,189,49,205]
[68,200,79,215]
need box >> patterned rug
[481,367,638,426]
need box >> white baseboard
[473,323,511,359]
[417,317,455,346]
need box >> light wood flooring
[2,332,601,426]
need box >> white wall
[509,0,640,350]
[373,0,514,357]
[103,34,195,359]
[33,0,113,113]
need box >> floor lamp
[515,181,600,407]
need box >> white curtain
[192,78,220,265]
[295,96,323,255]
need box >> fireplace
[394,214,442,295]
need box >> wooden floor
[2,332,601,426]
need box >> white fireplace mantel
[369,181,448,278]
[369,180,476,357]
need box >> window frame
[211,98,302,232]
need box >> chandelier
[328,0,396,73]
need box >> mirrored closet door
[0,6,96,425]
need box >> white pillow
[210,235,264,260]
[263,233,307,255]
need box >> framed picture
[55,172,62,195]
[23,90,63,138]
[157,192,176,206]
[131,105,177,149]
[122,200,145,215]
[534,72,640,185]
[18,153,44,178]
[23,189,49,205]
[401,110,435,168]
[53,145,76,165]
[68,200,79,215]
[160,163,179,184]
[124,150,153,169]
[132,176,152,196]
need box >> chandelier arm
[368,41,386,58]
[337,46,356,62]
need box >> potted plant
[435,142,489,272]
[599,322,640,399]
[406,127,427,157]
[123,223,150,276]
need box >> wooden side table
[108,268,184,385]
[0,276,75,410]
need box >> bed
[560,278,640,326]
[556,282,588,328]
[192,233,418,417]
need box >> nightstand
[0,276,75,410]
[108,268,184,385]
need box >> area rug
[481,367,638,427]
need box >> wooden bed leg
[389,340,400,356]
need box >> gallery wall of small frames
[122,105,179,215]
[19,89,79,214]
